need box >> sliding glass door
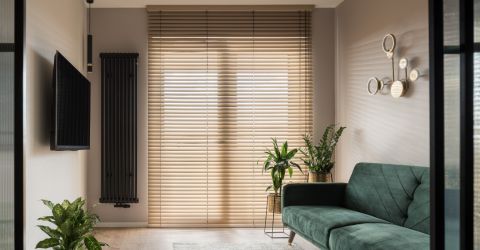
[0,0,15,246]
[0,0,23,249]
[430,0,478,249]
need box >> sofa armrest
[282,183,347,208]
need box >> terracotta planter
[267,193,282,214]
[308,171,332,183]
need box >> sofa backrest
[344,163,430,234]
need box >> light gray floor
[94,228,320,250]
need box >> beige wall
[25,0,87,248]
[312,8,336,142]
[85,8,335,224]
[334,0,430,182]
[87,8,149,225]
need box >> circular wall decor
[399,58,408,69]
[391,80,407,98]
[382,34,396,59]
[367,77,383,95]
[367,33,422,99]
[409,69,420,82]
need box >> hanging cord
[88,1,92,34]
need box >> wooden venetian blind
[147,8,312,227]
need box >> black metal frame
[459,1,475,249]
[14,0,25,248]
[263,195,289,239]
[429,0,476,249]
[429,1,444,249]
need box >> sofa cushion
[283,206,387,248]
[329,223,429,250]
[403,168,430,234]
[344,163,429,229]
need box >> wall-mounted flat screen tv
[50,51,91,151]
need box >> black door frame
[429,0,475,249]
[14,0,24,248]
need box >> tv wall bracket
[366,34,422,98]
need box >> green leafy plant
[301,125,346,174]
[262,138,302,195]
[36,198,107,250]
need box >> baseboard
[95,222,148,228]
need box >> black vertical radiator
[99,53,139,208]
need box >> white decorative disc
[409,69,420,81]
[391,80,406,98]
[399,58,408,69]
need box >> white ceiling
[91,0,344,8]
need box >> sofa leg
[288,231,296,246]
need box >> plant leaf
[59,218,73,237]
[99,241,109,246]
[84,235,102,250]
[281,141,288,158]
[52,204,65,225]
[41,200,54,210]
[38,225,62,239]
[263,155,272,173]
[38,216,56,224]
[35,238,59,249]
[69,238,84,250]
[61,200,71,209]
[272,138,281,158]
[286,148,297,159]
[288,167,293,178]
[290,161,303,174]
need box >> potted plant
[262,138,302,214]
[36,198,107,250]
[301,125,346,183]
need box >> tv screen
[51,51,91,151]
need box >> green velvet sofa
[282,162,429,250]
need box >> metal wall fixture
[86,0,94,73]
[367,34,422,98]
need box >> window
[147,9,312,227]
